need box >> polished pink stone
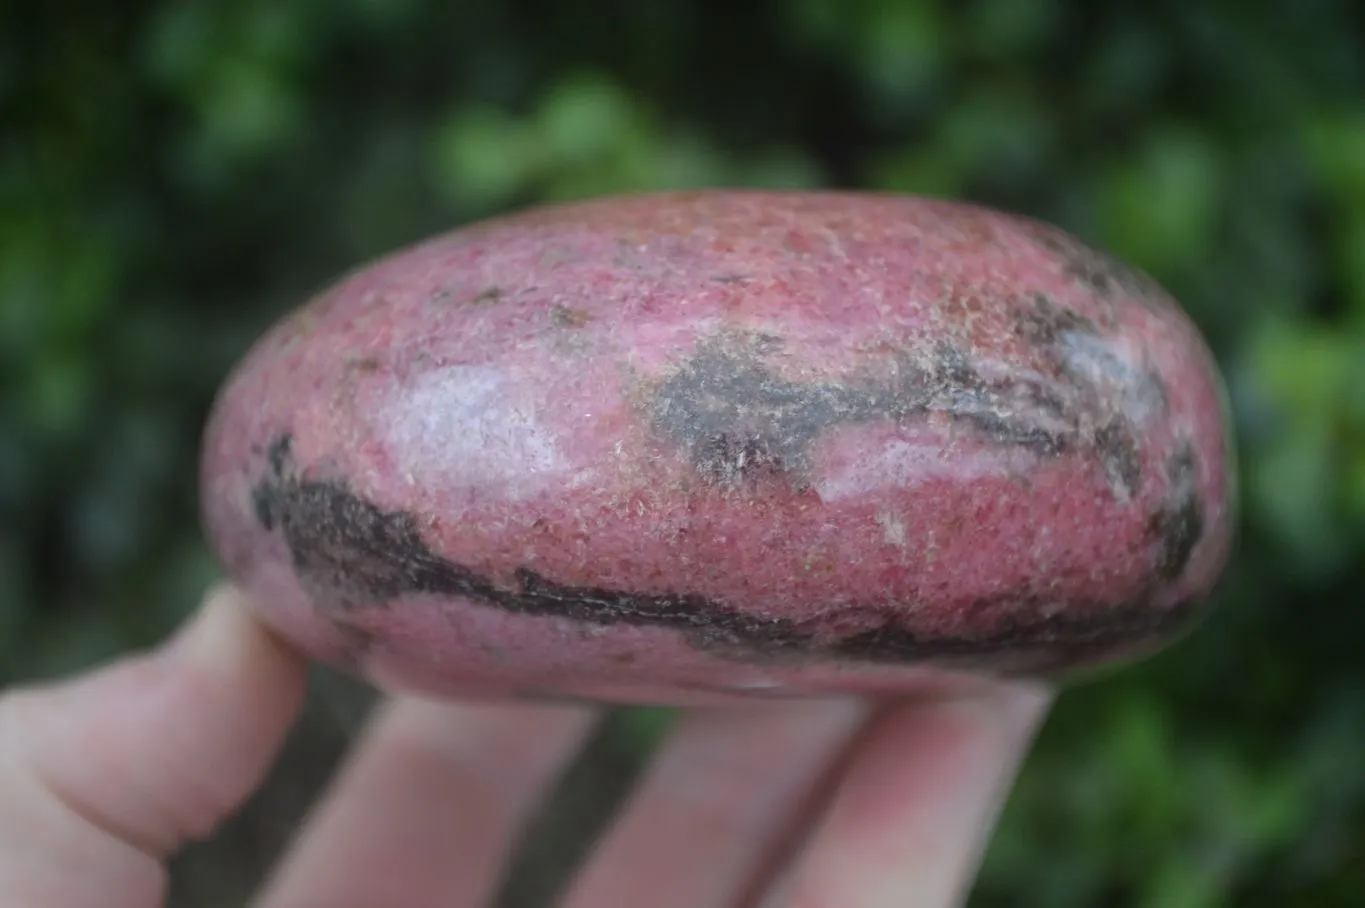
[200,191,1235,704]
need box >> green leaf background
[3,1,1362,905]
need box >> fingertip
[142,581,310,839]
[757,680,1054,908]
[161,583,307,691]
[257,698,600,908]
[953,676,1054,744]
[0,584,310,908]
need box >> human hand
[0,585,1050,908]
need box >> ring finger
[560,699,870,908]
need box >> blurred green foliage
[3,0,1363,905]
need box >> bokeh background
[4,1,1364,905]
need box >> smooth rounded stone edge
[199,190,1236,704]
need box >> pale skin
[0,585,1051,908]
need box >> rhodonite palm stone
[200,191,1234,704]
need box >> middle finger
[255,697,598,908]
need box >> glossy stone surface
[200,191,1235,704]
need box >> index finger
[0,585,308,908]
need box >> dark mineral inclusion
[248,295,1208,672]
[647,295,1155,501]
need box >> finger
[0,585,308,908]
[256,696,598,908]
[758,681,1051,908]
[560,699,869,908]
